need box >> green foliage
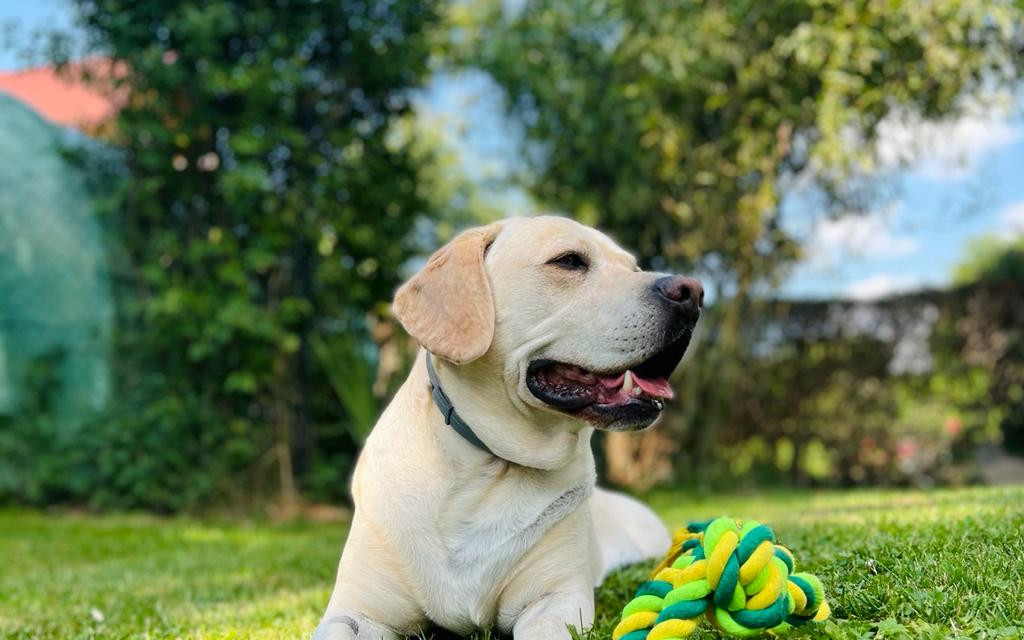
[950,238,1024,454]
[462,0,1021,285]
[953,235,1024,285]
[311,333,379,445]
[712,241,1024,486]
[54,0,442,509]
[3,487,1023,638]
[0,349,95,504]
[457,0,1024,487]
[633,279,1023,490]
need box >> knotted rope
[612,517,830,639]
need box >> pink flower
[897,438,918,460]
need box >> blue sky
[4,2,1022,301]
[780,109,1024,299]
[0,0,80,71]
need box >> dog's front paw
[312,613,398,640]
[312,614,361,640]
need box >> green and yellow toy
[612,517,830,639]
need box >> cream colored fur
[314,216,676,640]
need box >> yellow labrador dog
[314,216,703,640]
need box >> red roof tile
[0,58,125,131]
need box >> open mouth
[525,330,693,430]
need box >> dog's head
[394,216,701,433]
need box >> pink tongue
[596,371,674,400]
[633,374,674,399]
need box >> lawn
[2,486,1022,639]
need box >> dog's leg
[589,486,670,585]
[311,612,399,640]
[314,512,425,640]
[511,590,595,640]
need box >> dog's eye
[548,252,589,271]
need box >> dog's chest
[422,468,593,630]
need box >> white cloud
[998,200,1024,237]
[875,106,1021,180]
[805,207,919,266]
[842,273,923,301]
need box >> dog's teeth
[632,386,643,397]
[621,371,634,394]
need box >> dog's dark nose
[653,275,704,309]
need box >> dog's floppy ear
[393,223,501,365]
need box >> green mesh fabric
[0,93,112,420]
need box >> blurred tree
[457,0,1023,483]
[670,287,1020,489]
[59,0,441,511]
[951,236,1024,454]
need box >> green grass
[2,486,1023,639]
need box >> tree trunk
[268,265,300,516]
[273,347,300,515]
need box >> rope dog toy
[612,517,830,639]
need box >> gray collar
[424,352,494,456]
